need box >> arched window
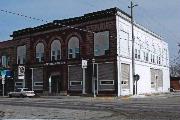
[68,37,80,59]
[51,40,61,61]
[36,43,44,62]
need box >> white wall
[116,12,170,96]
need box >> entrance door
[121,63,130,96]
[151,69,163,92]
[51,75,61,94]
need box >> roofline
[11,7,163,41]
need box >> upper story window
[1,55,10,68]
[138,50,141,59]
[51,40,61,61]
[146,53,149,62]
[17,45,26,64]
[158,57,161,65]
[135,49,138,59]
[143,52,148,62]
[68,37,80,59]
[94,31,109,56]
[36,43,44,63]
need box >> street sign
[2,75,5,85]
[18,66,25,79]
[82,60,87,68]
[18,66,25,76]
[2,78,5,84]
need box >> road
[0,93,180,119]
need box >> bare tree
[170,43,180,77]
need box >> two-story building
[0,7,170,96]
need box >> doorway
[50,75,61,95]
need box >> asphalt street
[0,93,180,119]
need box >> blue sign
[0,70,13,78]
[6,70,13,78]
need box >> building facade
[0,7,170,96]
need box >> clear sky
[0,0,179,63]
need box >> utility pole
[128,1,138,95]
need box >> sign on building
[18,66,25,79]
[82,60,87,68]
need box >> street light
[92,58,96,97]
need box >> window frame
[94,31,110,57]
[68,36,80,59]
[100,80,114,86]
[36,43,45,63]
[15,82,23,86]
[70,81,82,86]
[51,40,61,61]
[34,82,43,86]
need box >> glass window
[135,49,138,59]
[17,45,26,64]
[146,53,149,62]
[150,54,153,63]
[51,40,61,61]
[156,56,159,64]
[94,31,109,56]
[68,37,79,59]
[36,43,44,63]
[158,57,161,64]
[138,50,141,59]
[143,52,146,61]
[153,55,155,63]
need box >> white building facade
[116,11,170,96]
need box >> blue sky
[0,0,179,63]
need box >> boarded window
[98,63,115,91]
[68,65,82,90]
[33,68,43,90]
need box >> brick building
[0,7,170,96]
[170,77,180,91]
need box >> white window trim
[70,81,82,86]
[100,80,114,85]
[34,82,43,86]
[15,82,23,86]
